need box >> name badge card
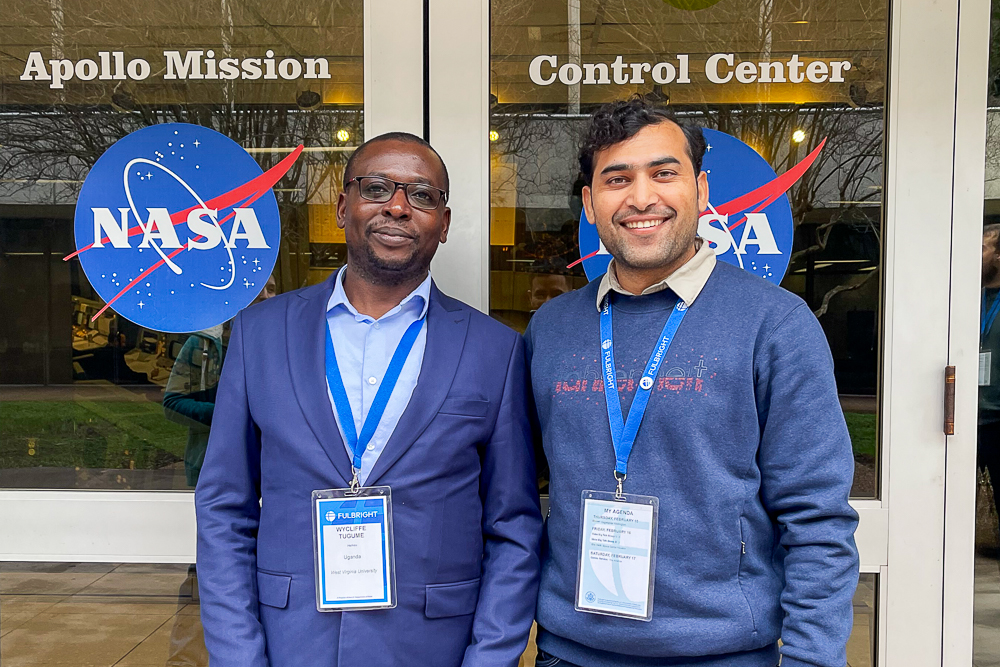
[575,490,658,621]
[312,486,396,612]
[981,351,992,386]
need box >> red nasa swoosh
[568,138,826,269]
[65,145,304,321]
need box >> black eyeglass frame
[345,176,449,210]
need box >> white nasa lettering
[186,209,224,250]
[90,207,270,250]
[138,208,183,249]
[226,209,270,249]
[91,208,131,248]
[737,213,782,255]
[698,211,782,257]
[697,212,734,255]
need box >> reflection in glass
[0,0,360,489]
[0,562,207,666]
[490,0,887,498]
[975,4,1000,659]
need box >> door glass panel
[490,0,887,498]
[976,1,1000,660]
[0,0,361,490]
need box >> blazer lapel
[286,271,354,486]
[365,285,469,485]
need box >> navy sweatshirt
[525,262,859,667]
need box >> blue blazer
[195,274,542,667]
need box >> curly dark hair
[579,95,706,186]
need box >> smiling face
[582,121,708,280]
[337,139,451,286]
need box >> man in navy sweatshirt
[525,97,859,667]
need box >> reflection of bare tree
[490,0,886,316]
[0,106,360,289]
[0,0,364,287]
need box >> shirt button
[367,376,377,385]
[366,443,376,451]
[373,322,380,330]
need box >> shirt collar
[327,266,432,321]
[595,237,716,311]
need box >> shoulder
[703,263,828,358]
[235,280,327,331]
[701,261,809,324]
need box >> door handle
[944,365,956,435]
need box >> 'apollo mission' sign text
[529,54,852,87]
[20,50,332,90]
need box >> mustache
[365,219,416,238]
[611,206,676,224]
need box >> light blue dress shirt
[326,268,430,485]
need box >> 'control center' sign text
[529,54,852,87]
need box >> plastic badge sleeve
[312,486,397,612]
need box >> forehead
[593,121,692,171]
[352,140,446,187]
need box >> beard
[986,261,999,285]
[347,222,433,287]
[596,204,699,272]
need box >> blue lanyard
[984,290,1000,336]
[325,316,425,475]
[600,296,689,480]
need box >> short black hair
[343,131,450,192]
[579,95,706,186]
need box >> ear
[582,185,597,225]
[439,207,451,244]
[336,191,348,230]
[696,171,709,213]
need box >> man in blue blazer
[195,132,542,667]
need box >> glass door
[426,0,982,664]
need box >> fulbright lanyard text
[600,297,688,484]
[984,290,1000,337]
[325,316,424,484]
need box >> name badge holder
[575,297,688,622]
[982,290,1000,387]
[312,485,396,612]
[312,316,423,613]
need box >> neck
[341,265,427,319]
[614,243,697,295]
[986,271,1000,289]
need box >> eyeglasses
[346,176,448,210]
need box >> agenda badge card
[312,486,396,612]
[981,351,992,386]
[575,490,658,621]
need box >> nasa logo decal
[66,123,302,333]
[575,128,825,286]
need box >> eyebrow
[366,171,435,186]
[599,156,682,176]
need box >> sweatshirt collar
[595,238,716,311]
